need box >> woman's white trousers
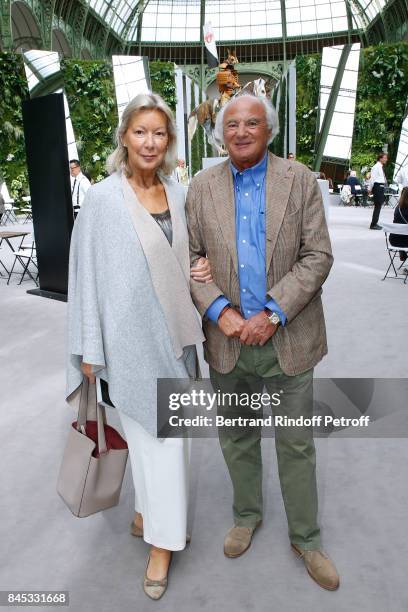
[118,410,190,551]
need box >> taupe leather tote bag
[57,377,128,517]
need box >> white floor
[1,204,407,612]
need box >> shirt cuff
[205,296,231,322]
[265,299,287,326]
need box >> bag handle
[76,377,108,455]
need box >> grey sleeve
[67,189,106,372]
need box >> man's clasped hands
[217,306,278,346]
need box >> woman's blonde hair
[106,92,178,177]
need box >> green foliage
[149,61,177,110]
[0,55,178,195]
[62,59,177,181]
[351,43,408,179]
[0,53,29,201]
[61,59,117,182]
[295,54,321,167]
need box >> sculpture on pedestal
[188,51,275,154]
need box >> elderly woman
[66,93,211,600]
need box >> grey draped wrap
[66,171,204,436]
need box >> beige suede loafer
[291,543,340,590]
[130,521,191,544]
[224,521,262,558]
[143,553,172,601]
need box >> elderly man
[186,94,339,590]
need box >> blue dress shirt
[205,153,287,324]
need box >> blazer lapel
[161,177,190,282]
[265,153,294,272]
[208,160,238,274]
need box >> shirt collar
[230,152,268,184]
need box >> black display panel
[22,93,73,299]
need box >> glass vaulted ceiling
[89,0,386,42]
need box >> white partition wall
[319,43,360,161]
[174,66,200,175]
[186,75,192,171]
[175,67,187,163]
[394,104,408,185]
[112,56,151,122]
[288,61,297,156]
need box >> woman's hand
[81,362,96,384]
[190,257,213,283]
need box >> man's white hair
[214,93,279,147]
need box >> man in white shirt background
[369,152,388,230]
[70,159,91,216]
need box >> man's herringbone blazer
[185,152,333,375]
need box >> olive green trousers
[210,340,321,550]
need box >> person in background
[369,153,388,230]
[390,186,408,264]
[319,171,333,190]
[345,170,363,205]
[69,159,91,215]
[287,152,295,160]
[363,171,371,187]
[175,159,189,186]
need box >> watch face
[269,312,280,325]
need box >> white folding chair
[1,202,19,225]
[0,183,18,225]
[384,184,399,209]
[0,245,9,277]
[7,239,38,286]
[20,206,32,223]
[381,223,408,283]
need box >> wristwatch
[264,308,281,327]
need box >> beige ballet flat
[143,552,172,600]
